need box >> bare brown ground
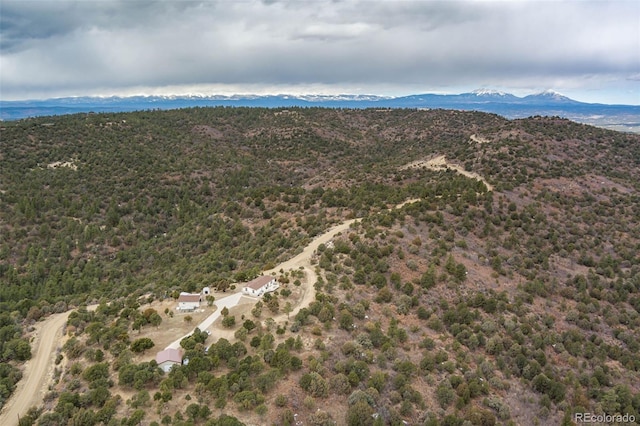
[130,299,211,363]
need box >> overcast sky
[1,0,638,104]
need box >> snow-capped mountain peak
[519,89,576,104]
[532,90,571,101]
[471,89,508,96]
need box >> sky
[1,0,639,104]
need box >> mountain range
[1,89,638,132]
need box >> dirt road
[264,218,360,322]
[401,155,494,191]
[266,198,429,324]
[470,134,490,144]
[0,311,71,426]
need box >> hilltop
[0,108,639,425]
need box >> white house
[177,292,201,312]
[156,348,183,373]
[242,275,279,297]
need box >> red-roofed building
[156,348,183,372]
[242,275,278,297]
[177,292,201,312]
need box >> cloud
[1,0,638,103]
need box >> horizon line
[2,90,639,107]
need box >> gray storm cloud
[1,0,638,102]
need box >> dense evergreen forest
[1,107,639,425]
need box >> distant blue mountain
[1,90,638,132]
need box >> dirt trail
[264,218,360,322]
[401,155,494,191]
[470,134,490,144]
[0,311,71,426]
[266,198,429,324]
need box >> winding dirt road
[166,218,366,350]
[264,218,360,321]
[401,155,494,191]
[0,311,71,426]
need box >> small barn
[242,275,279,297]
[156,348,183,372]
[177,293,201,312]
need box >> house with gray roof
[241,275,279,297]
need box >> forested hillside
[1,108,639,425]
